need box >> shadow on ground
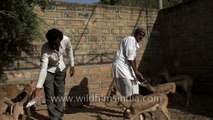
[64,103,123,119]
[27,108,49,120]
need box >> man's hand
[70,66,75,77]
[135,71,145,82]
[33,88,42,98]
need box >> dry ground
[25,93,213,120]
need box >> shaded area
[138,0,213,118]
[66,77,90,107]
[139,0,213,93]
[64,104,123,119]
[168,93,213,118]
[27,110,50,120]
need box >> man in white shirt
[34,28,74,120]
[112,27,145,97]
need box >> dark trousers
[44,69,66,120]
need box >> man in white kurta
[112,27,145,97]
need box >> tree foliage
[98,0,193,8]
[99,0,155,8]
[163,0,192,8]
[0,0,55,81]
[0,0,54,56]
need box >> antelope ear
[140,80,149,86]
[4,97,15,106]
[30,81,35,87]
[147,78,151,83]
[145,80,149,85]
[25,81,35,89]
[16,84,25,91]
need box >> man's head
[134,27,146,42]
[46,28,63,50]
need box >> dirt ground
[26,93,213,120]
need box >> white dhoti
[114,78,139,97]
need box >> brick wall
[1,2,158,97]
[2,0,212,96]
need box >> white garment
[115,78,139,97]
[112,36,139,80]
[36,35,74,88]
[112,36,140,97]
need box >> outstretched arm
[65,37,75,76]
[34,48,49,98]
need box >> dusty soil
[26,93,213,120]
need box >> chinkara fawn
[139,78,176,94]
[116,90,170,120]
[0,81,35,115]
[160,68,193,107]
[0,97,28,120]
